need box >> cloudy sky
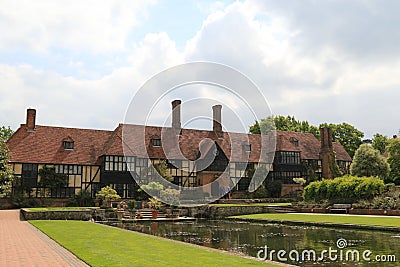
[1,0,399,138]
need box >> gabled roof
[105,124,275,163]
[332,142,352,161]
[7,123,351,165]
[275,130,352,161]
[7,124,112,165]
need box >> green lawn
[30,220,280,267]
[210,203,292,207]
[232,213,400,228]
[26,207,98,212]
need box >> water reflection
[101,220,399,266]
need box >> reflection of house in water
[7,100,351,199]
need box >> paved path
[0,210,88,267]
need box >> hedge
[303,175,385,202]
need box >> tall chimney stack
[171,100,181,131]
[26,108,36,132]
[320,127,335,179]
[320,127,333,150]
[212,104,222,135]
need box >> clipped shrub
[303,175,385,202]
[159,188,180,206]
[96,186,121,207]
[75,190,93,207]
[140,182,164,198]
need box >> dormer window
[290,137,299,147]
[153,138,161,147]
[63,141,74,150]
[244,144,251,152]
[63,136,74,150]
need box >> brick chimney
[320,127,335,179]
[212,104,222,136]
[26,108,36,132]
[171,100,181,131]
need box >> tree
[249,120,261,134]
[153,160,173,182]
[350,144,390,179]
[250,115,318,136]
[372,133,389,154]
[74,190,93,207]
[386,138,400,185]
[0,126,14,141]
[320,122,364,158]
[250,116,364,158]
[38,166,68,196]
[160,188,180,206]
[140,181,164,198]
[274,115,319,136]
[249,117,276,135]
[0,138,14,197]
[96,186,121,207]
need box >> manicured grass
[210,203,292,207]
[231,213,400,228]
[30,220,280,267]
[26,207,98,212]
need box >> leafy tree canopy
[38,166,68,189]
[350,144,390,179]
[0,126,14,141]
[140,181,164,198]
[96,186,121,203]
[0,138,14,197]
[320,122,364,158]
[250,116,364,158]
[153,160,173,182]
[372,133,389,154]
[387,138,400,185]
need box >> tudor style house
[6,101,352,199]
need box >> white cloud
[1,0,400,139]
[181,0,400,137]
[0,30,183,130]
[0,0,156,53]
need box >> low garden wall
[187,205,276,219]
[215,198,293,204]
[0,198,74,209]
[20,208,105,221]
[297,207,400,216]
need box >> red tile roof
[105,124,275,163]
[7,124,352,165]
[275,130,352,161]
[7,125,112,165]
[333,142,353,161]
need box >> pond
[102,220,400,266]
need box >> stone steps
[134,209,167,219]
[274,207,297,213]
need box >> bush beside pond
[303,175,385,203]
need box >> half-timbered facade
[6,102,352,198]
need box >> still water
[102,220,400,266]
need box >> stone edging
[230,218,400,232]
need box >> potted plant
[116,209,124,220]
[148,197,162,219]
[135,211,143,219]
[116,201,127,220]
[96,186,121,208]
